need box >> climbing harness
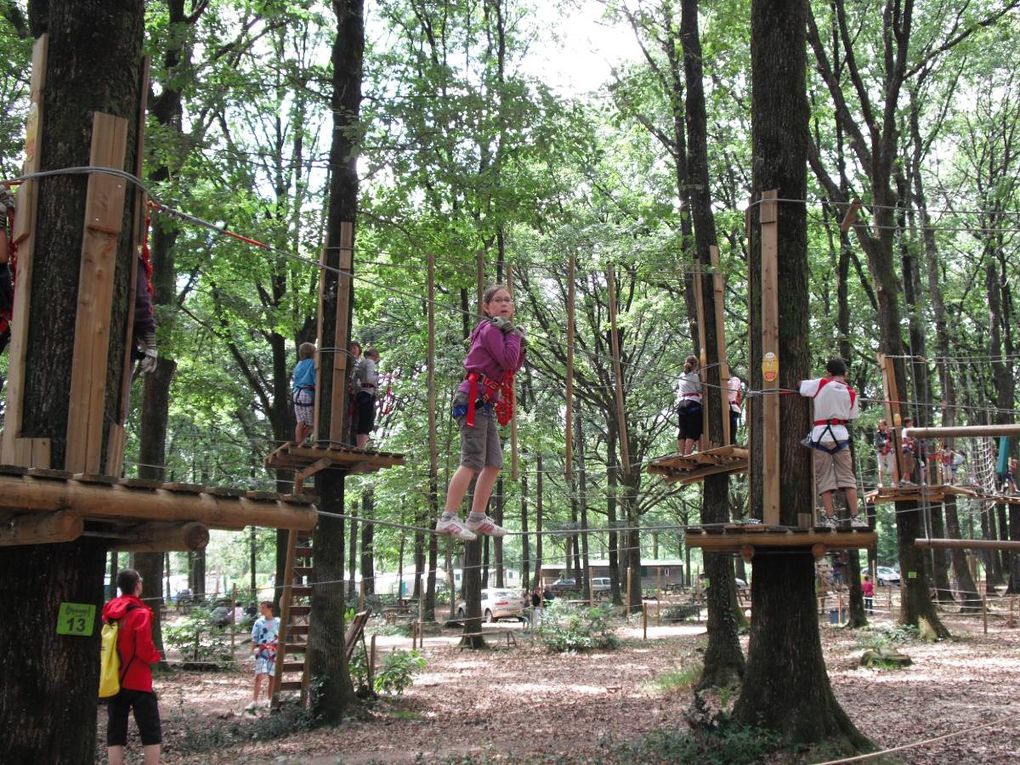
[464,370,515,427]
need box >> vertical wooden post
[642,602,648,640]
[711,246,731,445]
[606,266,631,477]
[878,353,903,484]
[109,57,151,476]
[418,583,426,644]
[982,588,988,634]
[760,190,780,525]
[230,583,237,652]
[1,35,49,467]
[692,259,709,451]
[507,264,519,480]
[330,223,354,445]
[476,251,485,318]
[565,253,576,479]
[625,565,633,616]
[65,112,130,474]
[426,252,439,499]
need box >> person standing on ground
[102,568,162,765]
[353,347,381,448]
[861,574,875,615]
[291,342,316,444]
[530,586,543,628]
[799,357,867,528]
[249,601,279,710]
[676,355,703,456]
[434,284,525,541]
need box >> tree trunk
[360,485,374,596]
[733,1,868,750]
[306,0,364,723]
[0,3,144,760]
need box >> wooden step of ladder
[270,529,314,708]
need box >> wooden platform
[0,465,318,549]
[264,442,405,476]
[865,484,1020,506]
[646,445,749,485]
[685,522,876,554]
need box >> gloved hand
[139,332,157,375]
[0,186,14,216]
[490,315,514,333]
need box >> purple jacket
[458,320,524,399]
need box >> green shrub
[538,601,619,653]
[163,608,233,665]
[615,723,780,764]
[349,648,426,696]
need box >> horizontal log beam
[904,424,1020,438]
[0,511,83,546]
[915,538,1020,551]
[114,522,209,552]
[0,475,317,530]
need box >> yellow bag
[98,620,121,698]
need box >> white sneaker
[466,514,507,537]
[436,516,477,541]
[851,515,869,529]
[819,516,837,529]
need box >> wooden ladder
[270,529,314,707]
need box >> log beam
[114,522,209,552]
[904,424,1020,439]
[0,474,317,530]
[0,511,83,546]
[915,538,1020,551]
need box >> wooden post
[64,112,130,474]
[426,252,439,510]
[109,56,151,476]
[878,353,903,484]
[625,565,632,617]
[418,583,426,647]
[691,259,709,451]
[711,245,731,446]
[606,266,631,477]
[230,584,237,653]
[759,190,780,525]
[332,223,355,445]
[1,35,50,468]
[642,602,648,640]
[982,588,988,635]
[507,264,519,480]
[565,252,576,478]
[370,634,377,678]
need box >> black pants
[107,689,161,746]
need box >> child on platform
[676,355,703,456]
[435,284,525,542]
[291,342,316,444]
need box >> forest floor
[97,596,1020,764]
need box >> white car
[875,566,900,586]
[456,588,525,622]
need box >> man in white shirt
[799,358,866,529]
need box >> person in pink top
[799,357,866,529]
[861,574,875,615]
[435,284,525,541]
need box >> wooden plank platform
[646,446,749,485]
[685,525,876,553]
[864,484,1020,506]
[264,442,405,475]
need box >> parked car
[549,578,577,593]
[876,566,900,586]
[591,577,611,593]
[456,588,525,622]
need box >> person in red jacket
[101,568,163,765]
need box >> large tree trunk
[733,1,867,751]
[306,0,364,723]
[0,2,144,761]
[679,0,744,690]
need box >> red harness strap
[814,418,848,426]
[466,371,514,427]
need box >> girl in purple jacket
[435,284,525,541]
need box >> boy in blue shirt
[291,342,316,444]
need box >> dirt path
[108,610,1020,764]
